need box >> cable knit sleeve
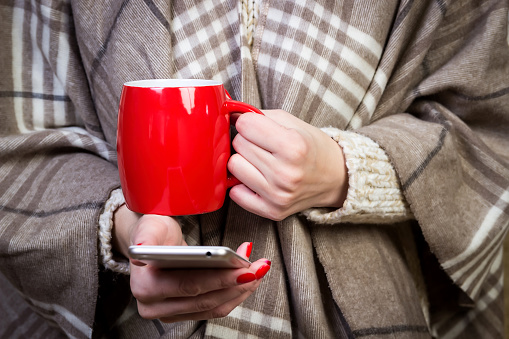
[302,128,413,224]
[98,188,130,275]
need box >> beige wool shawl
[0,1,508,338]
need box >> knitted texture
[302,128,413,224]
[241,0,259,48]
[98,188,130,274]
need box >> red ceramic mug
[117,79,263,216]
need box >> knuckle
[218,277,232,290]
[228,153,241,172]
[287,168,305,186]
[210,305,234,319]
[131,281,152,302]
[270,190,293,210]
[271,166,285,183]
[285,130,309,161]
[231,135,242,151]
[266,207,286,221]
[195,297,219,313]
[237,282,258,294]
[272,166,303,192]
[178,280,201,297]
[136,303,157,320]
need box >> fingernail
[264,260,271,266]
[136,243,143,246]
[246,242,253,258]
[255,264,271,280]
[237,272,256,284]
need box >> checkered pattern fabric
[0,0,508,338]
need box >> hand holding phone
[128,245,252,269]
[124,215,270,322]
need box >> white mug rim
[124,79,223,88]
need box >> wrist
[321,133,349,208]
[112,204,141,258]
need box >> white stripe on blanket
[11,6,27,133]
[436,250,503,338]
[443,189,509,270]
[25,295,92,338]
[29,1,45,131]
[205,306,292,337]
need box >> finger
[232,133,275,175]
[158,283,260,323]
[229,184,287,221]
[137,279,260,320]
[234,113,288,153]
[154,259,271,322]
[227,153,270,196]
[260,109,305,129]
[132,266,252,303]
[236,242,253,260]
[131,257,271,303]
[250,258,272,280]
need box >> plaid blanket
[0,0,508,338]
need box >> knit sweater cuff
[302,128,413,224]
[98,188,130,274]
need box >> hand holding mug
[228,109,349,221]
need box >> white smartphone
[128,245,251,269]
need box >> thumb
[130,215,185,266]
[236,242,253,260]
[131,214,183,246]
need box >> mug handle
[222,95,264,188]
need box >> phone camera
[206,251,212,258]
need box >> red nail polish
[136,243,143,246]
[237,273,256,284]
[264,260,271,266]
[246,242,253,258]
[255,264,271,280]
